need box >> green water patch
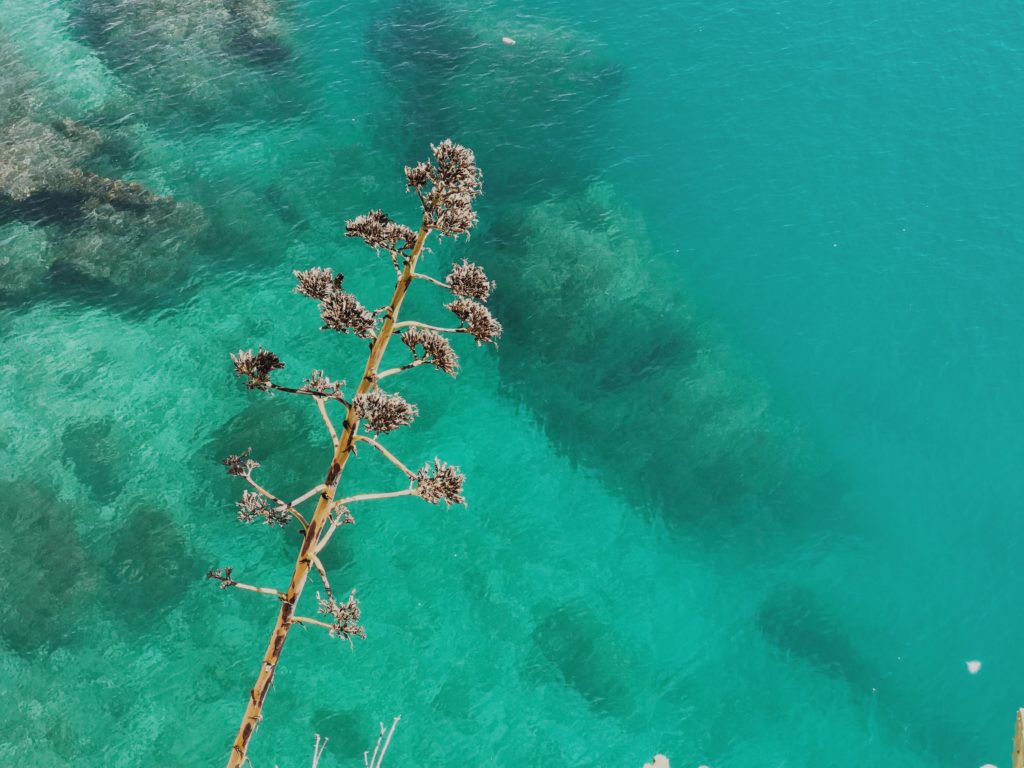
[367,0,623,198]
[0,34,206,307]
[471,183,827,528]
[100,506,199,622]
[0,482,97,655]
[61,416,129,503]
[70,0,304,124]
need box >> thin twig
[374,717,401,768]
[334,489,413,507]
[412,272,448,289]
[245,475,287,508]
[316,489,412,554]
[376,359,426,380]
[208,570,285,600]
[291,616,334,630]
[269,383,350,406]
[310,555,333,599]
[314,397,339,447]
[353,435,417,478]
[311,734,328,768]
[291,484,326,507]
[368,723,384,768]
[391,320,468,335]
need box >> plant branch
[353,435,417,479]
[334,489,414,507]
[315,397,339,447]
[375,359,426,380]
[225,211,435,768]
[412,272,448,289]
[391,320,467,334]
[208,570,285,601]
[287,506,310,530]
[291,484,326,507]
[245,475,287,508]
[366,716,401,768]
[310,555,333,599]
[291,616,334,631]
[269,383,350,406]
[315,489,413,555]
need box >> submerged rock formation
[0,38,204,301]
[475,184,820,521]
[74,0,297,120]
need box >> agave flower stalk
[212,141,496,767]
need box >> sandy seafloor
[1,0,1022,766]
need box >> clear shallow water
[0,1,1021,766]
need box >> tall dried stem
[213,141,494,767]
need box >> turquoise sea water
[1,1,1022,766]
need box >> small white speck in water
[966,660,982,674]
[502,36,516,45]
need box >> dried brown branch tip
[214,140,496,767]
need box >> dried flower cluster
[316,590,366,643]
[231,347,285,390]
[294,267,377,338]
[345,209,418,256]
[223,448,259,477]
[401,328,459,377]
[446,298,502,345]
[299,369,344,398]
[207,567,237,589]
[446,259,494,301]
[405,140,482,237]
[293,266,343,301]
[414,459,466,506]
[352,389,418,434]
[237,490,290,526]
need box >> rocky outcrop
[76,0,296,119]
[0,55,203,301]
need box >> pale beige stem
[291,484,326,507]
[230,582,286,600]
[1013,707,1023,768]
[291,616,334,630]
[412,272,448,289]
[245,475,286,507]
[316,489,414,555]
[315,397,339,447]
[353,435,417,478]
[373,717,401,768]
[392,320,465,334]
[311,555,332,597]
[287,507,310,529]
[376,359,426,380]
[225,222,433,768]
[334,489,413,507]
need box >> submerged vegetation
[209,140,496,766]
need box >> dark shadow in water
[0,482,97,655]
[757,586,871,685]
[473,186,829,530]
[528,600,640,719]
[101,506,200,622]
[62,417,127,503]
[367,0,624,200]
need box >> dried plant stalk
[215,141,493,767]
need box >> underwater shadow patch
[0,482,97,654]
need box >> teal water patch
[0,1,1021,766]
